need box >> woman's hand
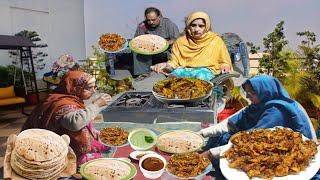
[167,39,175,45]
[93,129,100,139]
[196,130,204,137]
[150,62,172,75]
[93,93,112,107]
[201,150,214,162]
[221,64,231,74]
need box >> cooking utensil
[152,73,240,104]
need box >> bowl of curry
[152,77,213,104]
[139,153,166,179]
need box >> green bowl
[128,128,157,151]
[129,37,169,55]
[80,158,137,180]
[156,130,204,154]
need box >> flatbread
[130,34,167,54]
[4,134,76,180]
[157,131,203,153]
[82,159,132,180]
[10,153,67,179]
[15,129,69,162]
[9,129,70,180]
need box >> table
[95,122,215,179]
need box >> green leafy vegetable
[144,136,154,143]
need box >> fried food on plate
[99,127,129,146]
[153,77,212,99]
[223,128,318,179]
[99,33,126,52]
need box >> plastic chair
[221,33,250,77]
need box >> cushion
[0,86,16,99]
[0,97,25,106]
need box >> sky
[84,0,320,54]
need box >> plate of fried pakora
[166,152,212,179]
[152,77,213,104]
[99,127,129,147]
[98,33,128,53]
[220,127,320,180]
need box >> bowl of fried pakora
[99,127,129,147]
[152,77,213,104]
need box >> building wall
[0,0,85,78]
[248,53,268,75]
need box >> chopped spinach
[144,136,154,143]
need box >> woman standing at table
[21,70,112,166]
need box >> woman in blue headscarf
[199,75,316,160]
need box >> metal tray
[152,73,240,104]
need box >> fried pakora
[153,77,212,99]
[223,128,318,179]
[166,152,211,178]
[99,127,129,146]
[99,33,125,52]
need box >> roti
[10,129,70,179]
[81,158,133,180]
[15,129,69,162]
[156,131,204,154]
[130,34,168,55]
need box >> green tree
[259,21,288,78]
[246,42,260,54]
[296,31,320,79]
[9,30,48,72]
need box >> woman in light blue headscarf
[200,75,316,158]
[198,75,317,178]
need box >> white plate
[220,128,320,180]
[129,150,156,160]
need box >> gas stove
[101,91,219,123]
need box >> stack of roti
[81,158,135,180]
[130,34,167,54]
[156,130,204,154]
[10,129,70,179]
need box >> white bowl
[129,150,156,160]
[139,153,166,179]
[128,128,157,151]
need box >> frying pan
[152,73,240,104]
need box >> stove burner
[103,91,217,123]
[113,93,150,107]
[125,98,143,106]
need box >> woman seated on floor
[151,11,233,81]
[21,70,112,166]
[199,75,316,162]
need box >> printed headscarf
[21,71,105,160]
[22,71,94,129]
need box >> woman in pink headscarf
[22,70,112,166]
